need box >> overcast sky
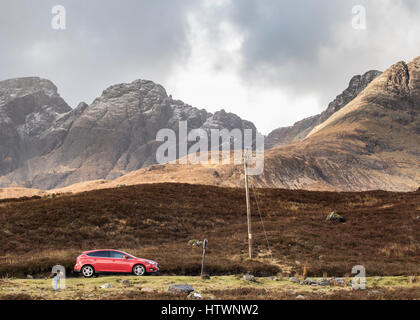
[1,0,420,134]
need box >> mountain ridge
[0,77,256,189]
[0,56,419,195]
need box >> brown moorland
[0,183,419,278]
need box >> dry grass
[0,275,418,300]
[0,184,419,278]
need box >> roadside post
[201,239,208,278]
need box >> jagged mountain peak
[265,69,382,148]
[0,76,257,189]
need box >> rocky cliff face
[0,78,71,175]
[0,78,256,189]
[266,70,382,148]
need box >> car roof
[83,249,122,253]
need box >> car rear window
[86,250,110,257]
[109,251,126,259]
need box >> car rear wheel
[133,264,146,276]
[81,265,95,278]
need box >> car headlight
[145,260,155,265]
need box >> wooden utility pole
[201,239,208,277]
[244,157,252,259]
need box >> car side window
[110,251,125,259]
[87,251,110,258]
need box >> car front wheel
[81,265,95,278]
[133,264,146,276]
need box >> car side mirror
[124,255,129,259]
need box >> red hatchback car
[74,249,159,277]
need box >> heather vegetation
[0,183,418,279]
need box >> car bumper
[74,265,81,272]
[146,265,159,273]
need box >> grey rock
[296,295,305,300]
[289,277,300,284]
[187,292,203,300]
[326,212,346,223]
[334,278,345,286]
[243,274,256,282]
[303,278,316,285]
[318,279,331,286]
[122,280,130,286]
[26,274,33,279]
[100,283,113,289]
[167,284,194,294]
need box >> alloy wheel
[133,265,145,276]
[82,265,94,277]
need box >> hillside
[0,183,419,278]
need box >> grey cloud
[201,0,420,108]
[0,0,198,107]
[1,0,420,132]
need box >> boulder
[243,274,256,282]
[167,284,194,294]
[326,211,346,222]
[303,278,316,285]
[122,280,130,286]
[318,279,331,286]
[289,277,301,284]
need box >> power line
[250,182,273,261]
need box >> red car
[74,249,159,277]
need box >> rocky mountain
[1,56,419,194]
[0,77,256,189]
[266,70,382,148]
[57,56,419,193]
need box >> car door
[109,251,132,272]
[92,251,112,272]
